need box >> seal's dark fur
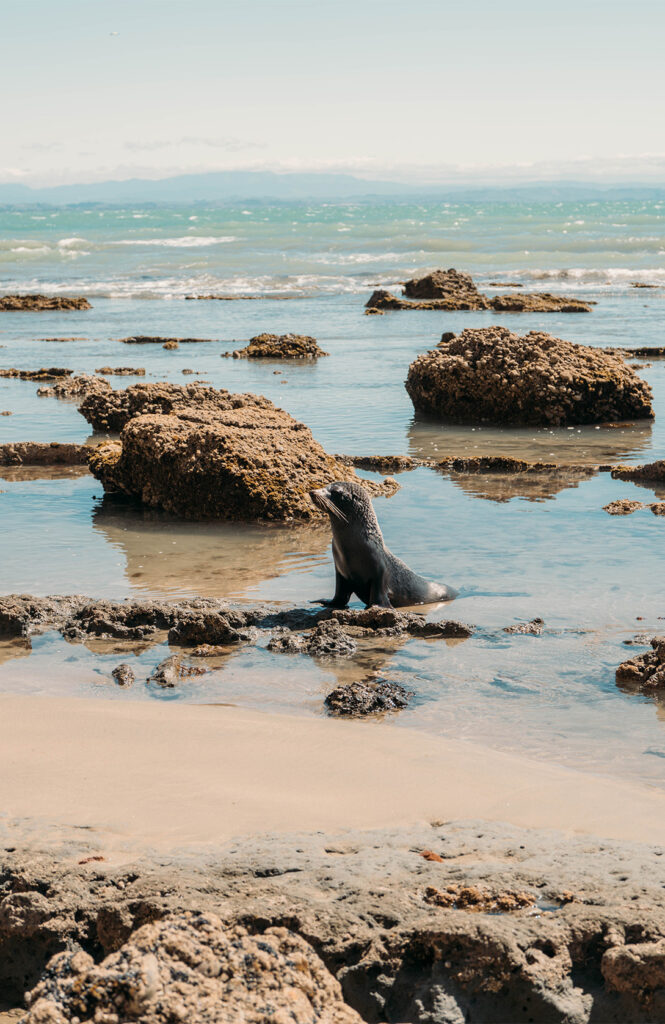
[310,480,456,608]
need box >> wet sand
[3,694,665,853]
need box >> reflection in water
[0,639,31,666]
[0,465,91,482]
[92,496,331,599]
[440,468,596,503]
[408,417,654,467]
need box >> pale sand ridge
[2,694,664,851]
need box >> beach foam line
[1,695,665,851]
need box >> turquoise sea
[1,198,665,787]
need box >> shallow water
[1,200,665,790]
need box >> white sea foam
[111,235,238,247]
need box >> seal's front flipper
[368,575,392,609]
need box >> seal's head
[309,480,379,534]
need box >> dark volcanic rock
[266,629,309,653]
[23,913,361,1024]
[325,678,413,715]
[224,333,328,359]
[616,637,665,691]
[0,367,72,381]
[406,327,654,427]
[37,374,110,400]
[0,443,90,466]
[0,595,86,638]
[307,620,358,658]
[167,610,260,646]
[0,294,90,311]
[111,663,135,687]
[84,383,395,521]
[331,607,473,639]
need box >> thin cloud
[124,137,267,153]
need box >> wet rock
[224,333,328,359]
[363,306,384,315]
[406,327,654,426]
[403,268,489,308]
[489,281,524,288]
[335,454,422,473]
[163,340,178,350]
[148,655,207,688]
[96,366,146,376]
[37,374,110,399]
[489,292,593,313]
[504,618,544,635]
[603,499,646,515]
[630,282,658,288]
[651,502,665,516]
[190,643,233,657]
[119,335,216,344]
[0,368,72,381]
[365,288,486,312]
[111,663,135,687]
[266,629,309,653]
[0,294,91,311]
[0,595,87,638]
[331,607,473,639]
[307,620,358,658]
[612,460,665,486]
[23,913,361,1024]
[616,637,665,691]
[85,384,395,521]
[623,634,652,646]
[167,610,260,646]
[606,346,665,358]
[1,410,12,415]
[325,678,413,715]
[0,443,90,466]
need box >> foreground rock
[366,269,592,312]
[0,443,90,466]
[24,913,361,1024]
[84,384,396,520]
[325,678,413,715]
[5,821,665,1023]
[224,333,328,359]
[0,294,91,311]
[37,374,110,400]
[406,327,654,426]
[616,637,665,691]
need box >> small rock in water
[325,678,413,716]
[163,340,179,350]
[623,634,653,646]
[650,503,665,516]
[149,655,207,688]
[504,618,544,635]
[267,629,308,654]
[190,644,231,657]
[603,499,646,516]
[616,637,665,691]
[307,621,357,659]
[111,663,135,687]
[0,410,12,416]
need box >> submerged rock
[335,454,422,473]
[0,294,90,311]
[0,442,90,466]
[489,292,592,313]
[85,384,395,521]
[224,333,328,359]
[504,618,544,635]
[23,913,361,1024]
[0,367,72,381]
[603,499,646,515]
[148,655,207,688]
[406,327,654,426]
[325,678,413,715]
[118,335,217,344]
[616,637,665,691]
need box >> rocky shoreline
[4,820,665,1022]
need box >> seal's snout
[309,487,327,510]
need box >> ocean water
[1,198,665,788]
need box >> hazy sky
[3,0,664,185]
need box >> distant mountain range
[1,170,664,205]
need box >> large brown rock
[405,327,654,426]
[23,913,361,1024]
[403,268,489,308]
[86,384,395,520]
[0,294,90,311]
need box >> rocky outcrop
[603,499,646,515]
[0,443,90,466]
[335,454,422,473]
[37,374,110,399]
[0,367,72,380]
[325,678,413,715]
[616,637,665,691]
[366,270,593,312]
[223,333,328,359]
[96,366,146,376]
[84,384,396,521]
[0,294,91,311]
[612,460,665,486]
[406,327,654,426]
[403,268,489,308]
[23,913,362,1024]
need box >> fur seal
[310,480,456,608]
